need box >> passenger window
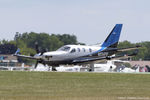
[89,48,92,52]
[70,48,76,53]
[82,48,86,52]
[78,48,80,52]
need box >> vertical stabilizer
[101,24,123,48]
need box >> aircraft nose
[45,55,53,59]
[42,51,67,58]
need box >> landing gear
[89,63,94,72]
[52,67,57,71]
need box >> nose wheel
[52,67,57,71]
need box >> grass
[0,71,150,100]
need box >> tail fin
[101,24,123,48]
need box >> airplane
[14,24,140,71]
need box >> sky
[0,0,150,44]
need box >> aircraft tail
[101,24,123,48]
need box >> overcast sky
[0,0,150,44]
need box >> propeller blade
[35,42,40,54]
[40,51,44,56]
[45,48,48,52]
[34,61,39,69]
[35,42,48,56]
[40,48,48,56]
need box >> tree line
[0,32,150,61]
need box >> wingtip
[14,48,20,55]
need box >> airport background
[0,0,150,73]
[1,1,150,99]
[0,32,150,73]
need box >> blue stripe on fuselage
[97,47,106,52]
[85,47,107,56]
[91,47,107,55]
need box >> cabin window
[82,48,86,52]
[89,48,92,52]
[78,48,80,52]
[70,48,76,53]
[57,46,70,52]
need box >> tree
[0,43,17,54]
[54,34,77,45]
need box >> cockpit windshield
[57,46,71,52]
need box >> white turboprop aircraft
[14,24,140,71]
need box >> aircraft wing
[13,49,41,60]
[72,52,137,64]
[13,54,39,60]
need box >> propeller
[34,42,47,69]
[35,42,40,54]
[40,48,48,56]
[34,61,39,69]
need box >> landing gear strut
[89,63,94,72]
